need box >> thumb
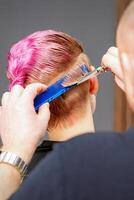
[38,103,50,124]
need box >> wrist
[0,161,22,181]
[0,151,28,182]
[1,144,36,164]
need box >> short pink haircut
[7,30,90,130]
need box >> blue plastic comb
[34,64,105,111]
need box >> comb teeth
[62,64,90,87]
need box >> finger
[121,53,134,109]
[101,53,123,80]
[1,92,10,107]
[38,103,50,123]
[107,47,119,57]
[22,83,47,103]
[10,85,24,99]
[114,76,125,92]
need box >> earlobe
[88,66,99,95]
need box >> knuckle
[26,83,38,88]
[24,84,34,94]
[2,92,9,98]
[108,46,116,54]
[102,54,108,64]
[25,83,46,94]
[1,92,10,104]
[11,84,22,91]
[25,83,39,92]
[25,84,32,90]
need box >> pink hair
[7,30,83,90]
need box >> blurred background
[0,0,116,131]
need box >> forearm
[0,163,21,200]
[0,84,50,199]
[0,146,35,200]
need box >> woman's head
[117,1,134,55]
[7,30,98,133]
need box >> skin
[0,83,50,200]
[48,56,98,141]
[0,1,134,199]
[0,66,98,200]
[101,1,134,111]
[0,83,50,163]
[101,46,134,111]
[48,98,95,141]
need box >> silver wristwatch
[0,151,28,177]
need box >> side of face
[116,0,134,57]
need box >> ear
[88,66,99,95]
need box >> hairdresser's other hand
[0,83,50,163]
[101,47,134,112]
[101,47,125,91]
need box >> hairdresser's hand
[0,83,50,163]
[101,47,125,91]
[101,47,134,112]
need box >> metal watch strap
[0,151,28,177]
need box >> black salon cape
[9,129,134,200]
